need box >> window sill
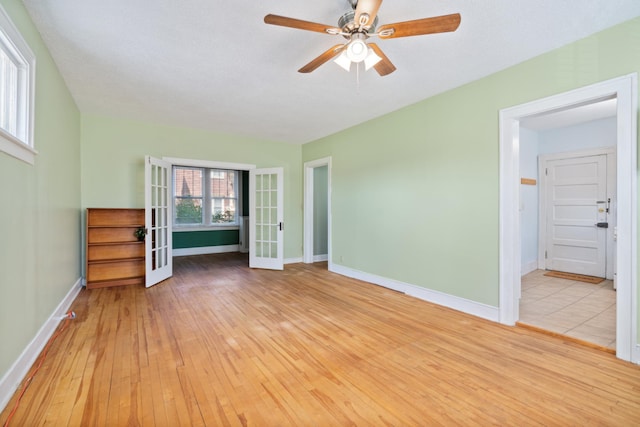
[0,130,36,165]
[173,225,240,232]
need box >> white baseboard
[313,254,328,262]
[521,260,539,276]
[633,344,640,365]
[173,244,239,257]
[0,277,83,412]
[285,257,303,265]
[330,264,500,323]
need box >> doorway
[499,74,638,363]
[159,157,258,267]
[518,115,617,349]
[303,157,332,266]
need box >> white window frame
[0,4,36,165]
[210,169,239,223]
[173,165,205,226]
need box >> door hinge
[545,168,548,176]
[545,250,547,259]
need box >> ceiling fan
[264,0,461,76]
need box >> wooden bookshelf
[86,208,145,289]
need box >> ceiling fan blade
[264,14,341,35]
[298,45,346,73]
[368,43,396,76]
[354,0,383,29]
[378,13,461,39]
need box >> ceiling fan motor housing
[338,10,378,37]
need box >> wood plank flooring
[2,253,640,426]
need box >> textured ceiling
[22,0,640,144]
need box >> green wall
[80,115,302,260]
[303,17,640,308]
[0,0,81,380]
[173,230,239,249]
[242,170,249,216]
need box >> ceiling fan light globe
[334,50,352,71]
[364,48,382,71]
[346,39,368,62]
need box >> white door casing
[542,153,608,277]
[303,157,332,265]
[249,167,284,270]
[145,156,173,287]
[499,73,638,363]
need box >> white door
[145,156,173,287]
[249,168,284,270]
[545,154,608,277]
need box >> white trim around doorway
[499,73,638,363]
[303,157,332,267]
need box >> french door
[145,156,173,287]
[249,168,284,270]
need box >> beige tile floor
[519,270,616,350]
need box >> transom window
[173,166,239,227]
[0,4,35,164]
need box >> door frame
[538,148,616,280]
[303,157,332,266]
[499,73,638,363]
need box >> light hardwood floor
[2,253,640,426]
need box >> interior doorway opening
[158,157,257,266]
[303,157,332,267]
[499,74,638,363]
[518,103,617,350]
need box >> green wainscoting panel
[173,230,239,249]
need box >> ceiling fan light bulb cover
[347,39,368,62]
[334,50,352,71]
[364,48,382,71]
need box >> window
[174,167,204,225]
[0,5,35,164]
[173,166,239,227]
